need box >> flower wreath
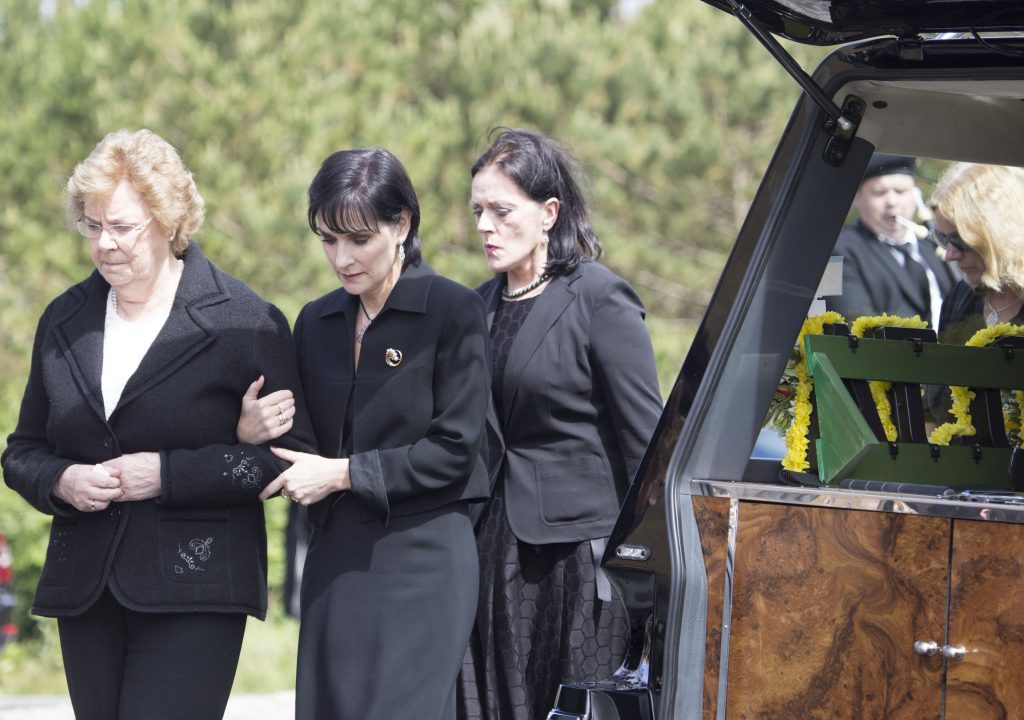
[849,314,930,443]
[773,312,933,472]
[779,311,846,472]
[929,322,1024,447]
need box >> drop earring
[398,243,406,264]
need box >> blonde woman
[2,129,314,720]
[924,163,1024,429]
[931,163,1024,342]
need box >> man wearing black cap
[826,154,955,326]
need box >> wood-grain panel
[692,495,732,720]
[946,519,1024,719]
[724,502,948,719]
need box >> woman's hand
[258,446,350,506]
[237,375,296,445]
[104,452,162,502]
[53,463,123,512]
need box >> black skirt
[460,490,629,720]
[298,495,478,720]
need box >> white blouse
[101,289,172,419]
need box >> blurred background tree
[0,0,826,688]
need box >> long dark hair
[308,147,422,269]
[471,128,601,277]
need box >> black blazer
[2,242,315,619]
[479,261,663,545]
[827,220,955,326]
[297,261,491,525]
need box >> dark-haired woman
[460,129,663,719]
[240,147,490,719]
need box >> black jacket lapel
[114,243,226,415]
[856,222,927,313]
[52,274,110,422]
[479,278,501,332]
[476,277,505,485]
[500,270,578,427]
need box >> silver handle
[941,644,966,662]
[913,640,940,656]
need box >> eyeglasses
[76,216,153,241]
[931,228,970,253]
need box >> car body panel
[701,0,1024,45]
[561,27,1024,720]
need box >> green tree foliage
[0,0,824,641]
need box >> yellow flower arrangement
[929,322,1024,446]
[781,311,846,472]
[1006,390,1024,447]
[849,314,930,443]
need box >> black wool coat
[298,261,491,525]
[2,242,316,619]
[478,261,663,545]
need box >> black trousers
[56,588,246,720]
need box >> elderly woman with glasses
[2,128,314,720]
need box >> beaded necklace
[502,272,551,299]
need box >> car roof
[701,0,1024,45]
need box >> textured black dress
[460,296,629,720]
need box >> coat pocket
[38,517,78,588]
[159,509,229,584]
[535,456,616,527]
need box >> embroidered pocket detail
[173,536,215,574]
[160,513,228,584]
[189,536,213,561]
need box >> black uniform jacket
[297,261,491,526]
[478,261,663,545]
[2,242,315,619]
[827,220,955,326]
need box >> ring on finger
[278,411,287,426]
[90,500,96,511]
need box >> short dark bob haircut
[471,128,601,277]
[308,147,422,269]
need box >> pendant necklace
[985,295,1019,326]
[357,301,376,343]
[503,272,551,299]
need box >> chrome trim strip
[688,480,1024,524]
[716,498,739,720]
[675,492,709,720]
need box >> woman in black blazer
[1,129,314,720]
[239,148,490,719]
[458,129,664,720]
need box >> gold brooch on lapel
[385,348,403,367]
